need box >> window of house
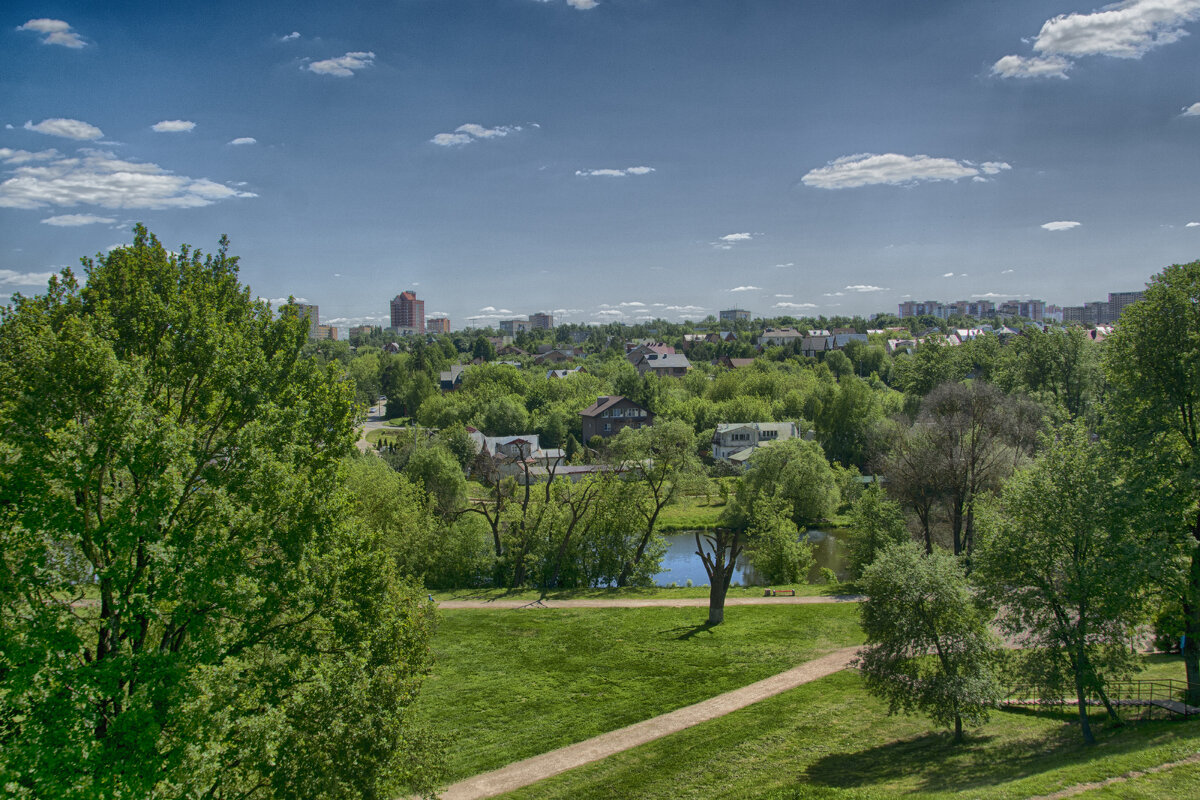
[603,423,611,432]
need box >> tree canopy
[0,227,440,798]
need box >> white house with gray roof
[712,422,802,464]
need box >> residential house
[634,352,692,377]
[626,342,674,364]
[714,356,755,369]
[580,395,654,440]
[467,431,566,481]
[546,367,587,379]
[759,328,804,347]
[438,364,469,391]
[712,422,801,464]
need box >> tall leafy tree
[974,424,1154,743]
[739,438,840,529]
[1104,261,1200,702]
[0,227,440,798]
[857,542,1000,742]
[846,483,909,577]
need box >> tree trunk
[707,580,728,626]
[1185,514,1200,706]
[953,714,963,743]
[1074,672,1096,746]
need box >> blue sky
[2,1,1199,328]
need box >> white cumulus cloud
[281,32,301,41]
[431,123,528,146]
[720,232,754,242]
[307,51,375,77]
[152,120,196,133]
[0,148,256,210]
[845,285,889,292]
[575,166,655,177]
[568,0,599,8]
[774,302,817,310]
[1182,102,1200,116]
[0,148,60,165]
[803,153,1010,189]
[41,213,116,226]
[1042,220,1082,231]
[729,285,761,292]
[24,118,103,141]
[228,137,257,146]
[17,18,86,48]
[0,269,56,286]
[943,272,955,277]
[994,0,1200,79]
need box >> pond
[651,528,850,587]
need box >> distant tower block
[390,290,425,334]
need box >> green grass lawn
[658,494,728,531]
[494,656,1200,800]
[431,583,856,603]
[414,604,864,782]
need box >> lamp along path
[428,646,860,800]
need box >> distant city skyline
[3,2,1199,327]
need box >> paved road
[357,402,392,453]
[433,646,861,800]
[437,594,864,609]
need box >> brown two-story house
[580,395,654,440]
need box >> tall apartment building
[898,300,948,319]
[285,302,320,339]
[720,308,751,323]
[998,300,1046,321]
[389,291,425,334]
[1060,291,1144,326]
[428,317,451,334]
[500,318,532,335]
[529,312,554,329]
[1107,291,1144,319]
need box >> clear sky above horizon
[3,0,1199,329]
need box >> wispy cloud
[972,293,1007,298]
[1041,220,1081,231]
[41,213,116,226]
[0,148,256,210]
[845,285,889,292]
[280,31,300,42]
[729,285,761,292]
[0,269,56,286]
[1001,268,1016,273]
[712,232,757,250]
[24,118,103,141]
[993,0,1200,80]
[152,120,196,133]
[943,272,955,277]
[575,166,655,177]
[306,51,375,77]
[17,18,86,48]
[0,148,60,165]
[228,137,257,146]
[774,301,817,310]
[803,153,1011,189]
[431,123,531,146]
[1182,102,1200,116]
[1187,222,1200,227]
[823,292,845,297]
[774,293,793,298]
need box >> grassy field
[413,604,865,782]
[431,583,856,603]
[493,656,1200,800]
[658,494,728,531]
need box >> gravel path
[431,646,860,800]
[437,594,864,609]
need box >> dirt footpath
[431,646,860,800]
[437,595,864,609]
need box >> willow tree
[0,227,441,799]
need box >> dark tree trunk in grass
[696,528,742,626]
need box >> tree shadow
[659,622,718,640]
[803,709,1112,794]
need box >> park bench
[763,588,796,597]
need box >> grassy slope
[496,659,1200,800]
[413,605,864,782]
[431,584,855,602]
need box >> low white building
[711,421,801,464]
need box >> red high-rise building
[390,291,425,334]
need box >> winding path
[432,646,860,800]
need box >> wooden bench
[763,588,796,597]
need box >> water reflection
[652,529,849,587]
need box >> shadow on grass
[659,622,718,640]
[803,709,1116,794]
